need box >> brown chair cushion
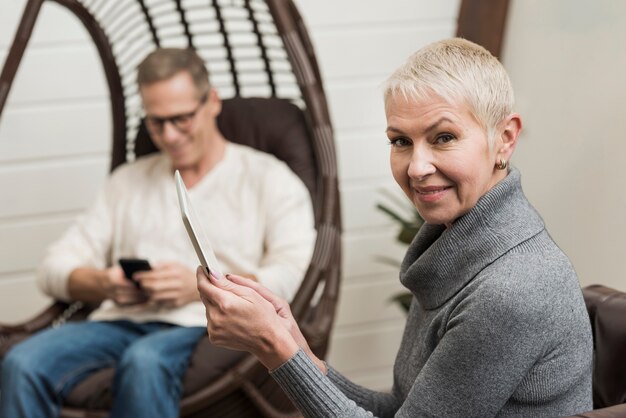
[583,285,626,409]
[567,403,626,418]
[135,97,318,199]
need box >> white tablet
[174,170,225,280]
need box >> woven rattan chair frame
[0,0,341,416]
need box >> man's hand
[134,262,199,309]
[68,266,146,305]
[101,265,148,306]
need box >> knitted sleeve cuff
[270,348,373,417]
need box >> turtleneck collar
[399,167,545,310]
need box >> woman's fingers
[208,272,264,303]
[197,267,262,312]
[226,273,257,287]
[196,266,228,306]
[227,274,287,310]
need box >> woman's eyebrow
[423,117,455,134]
[386,117,455,135]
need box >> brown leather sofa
[563,285,626,417]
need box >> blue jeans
[0,320,207,418]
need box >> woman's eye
[389,137,411,147]
[434,133,455,144]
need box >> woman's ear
[497,113,522,161]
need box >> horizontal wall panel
[340,179,410,231]
[0,218,74,274]
[314,24,457,81]
[295,0,459,28]
[334,278,408,328]
[5,45,107,105]
[342,230,407,279]
[337,132,392,181]
[0,158,108,219]
[0,102,110,162]
[0,1,89,49]
[327,323,404,374]
[326,81,387,132]
[0,273,53,323]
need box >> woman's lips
[413,186,452,202]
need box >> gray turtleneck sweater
[271,168,593,417]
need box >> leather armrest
[563,403,626,417]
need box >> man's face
[140,71,220,170]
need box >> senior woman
[197,38,593,417]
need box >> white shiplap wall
[0,1,111,321]
[0,0,460,391]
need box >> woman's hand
[196,268,300,370]
[225,274,327,374]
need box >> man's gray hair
[137,48,210,99]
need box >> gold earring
[496,159,507,170]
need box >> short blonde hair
[383,38,514,146]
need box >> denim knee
[118,340,171,378]
[2,342,40,384]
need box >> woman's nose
[407,148,436,180]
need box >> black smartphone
[118,258,151,287]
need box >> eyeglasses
[144,94,208,134]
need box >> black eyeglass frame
[144,93,209,134]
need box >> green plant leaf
[390,292,413,312]
[373,255,402,268]
[375,190,424,315]
[397,225,421,244]
[376,203,411,227]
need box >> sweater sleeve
[36,178,116,301]
[271,349,400,418]
[254,162,316,301]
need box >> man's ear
[497,113,522,161]
[207,88,222,117]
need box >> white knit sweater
[37,142,316,327]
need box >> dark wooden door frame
[457,0,511,59]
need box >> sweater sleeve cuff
[36,263,74,301]
[270,348,369,417]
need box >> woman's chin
[417,210,458,227]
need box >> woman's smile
[412,185,452,202]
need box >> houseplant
[376,190,423,312]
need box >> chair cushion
[135,97,318,199]
[583,285,626,409]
